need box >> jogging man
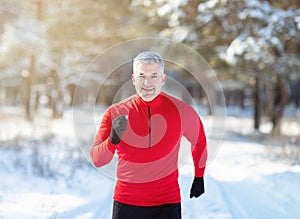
[90,51,207,219]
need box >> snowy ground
[0,105,300,219]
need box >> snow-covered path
[185,134,300,219]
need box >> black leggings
[112,201,182,219]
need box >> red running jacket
[90,92,207,206]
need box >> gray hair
[133,51,164,73]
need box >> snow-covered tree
[196,0,300,131]
[0,0,158,119]
[133,0,300,131]
[0,9,49,119]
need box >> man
[90,51,207,219]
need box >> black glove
[110,116,128,144]
[190,177,205,198]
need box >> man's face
[132,62,166,102]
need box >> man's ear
[162,73,167,85]
[131,74,135,84]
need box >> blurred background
[0,0,299,129]
[0,0,300,218]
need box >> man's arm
[182,103,207,198]
[90,107,116,167]
[183,104,207,176]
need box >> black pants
[112,201,182,219]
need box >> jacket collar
[136,93,164,109]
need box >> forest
[1,0,300,131]
[1,1,300,218]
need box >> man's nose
[143,78,152,85]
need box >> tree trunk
[23,55,36,121]
[271,74,288,135]
[253,74,261,130]
[51,86,64,119]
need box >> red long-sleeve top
[90,92,207,206]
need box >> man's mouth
[142,88,155,93]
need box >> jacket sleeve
[182,104,207,177]
[90,107,116,167]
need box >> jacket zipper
[148,106,151,149]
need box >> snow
[0,105,300,219]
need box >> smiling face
[132,62,166,102]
